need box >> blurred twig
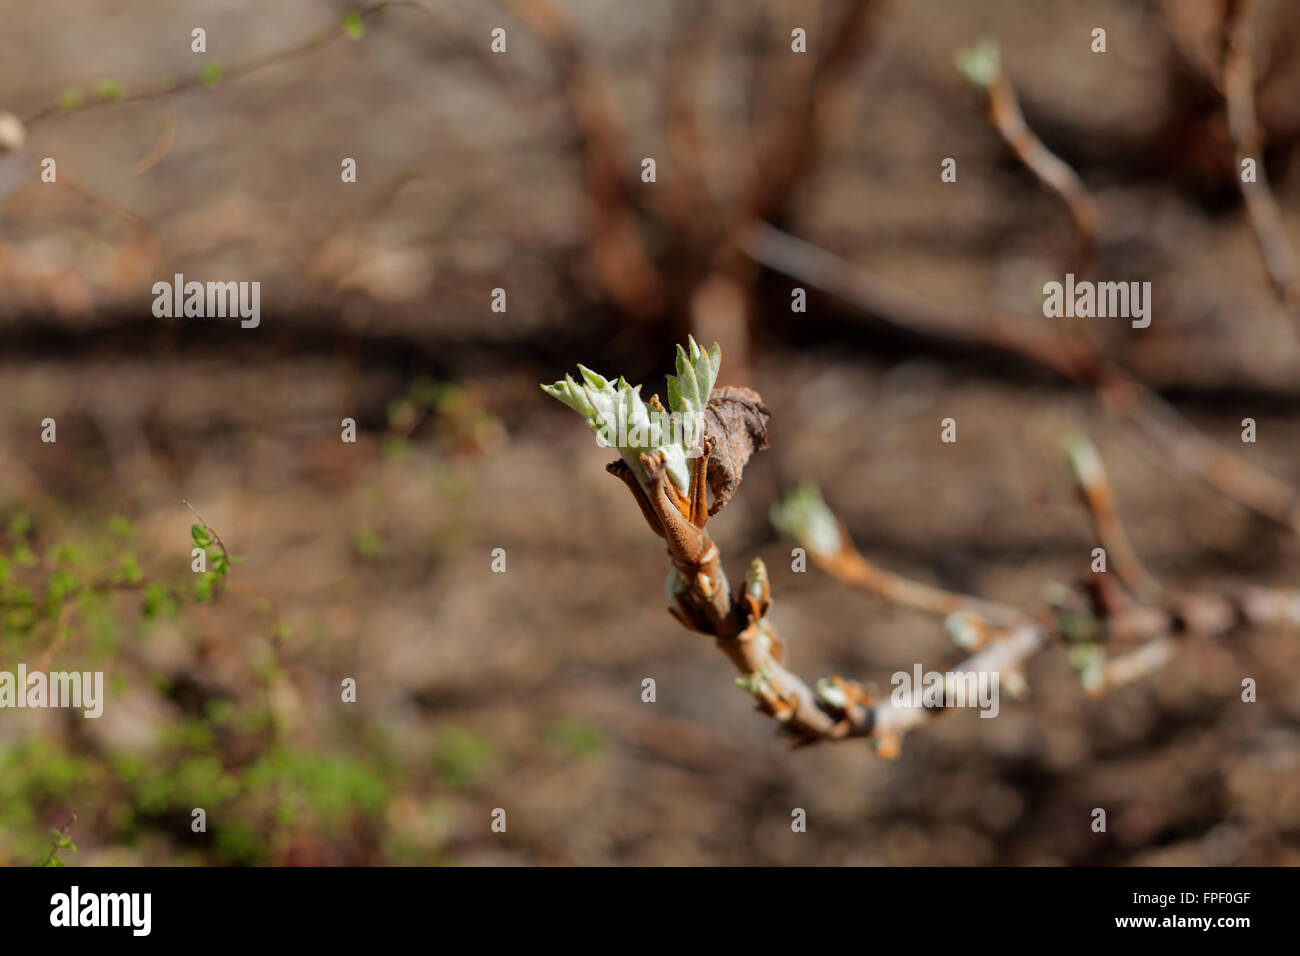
[505,0,665,320]
[741,221,1300,536]
[21,1,404,129]
[771,476,1299,750]
[1220,0,1300,315]
[1064,432,1162,601]
[553,336,1297,751]
[740,0,883,224]
[801,521,1024,628]
[956,39,1100,272]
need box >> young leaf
[665,336,721,422]
[94,79,125,102]
[540,338,723,496]
[770,484,844,557]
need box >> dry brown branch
[739,0,884,225]
[21,1,404,130]
[956,40,1100,271]
[1098,375,1300,535]
[1100,636,1175,693]
[1220,0,1300,315]
[1064,432,1163,600]
[0,110,154,235]
[660,0,721,238]
[774,481,1298,750]
[44,164,154,236]
[741,221,1300,536]
[740,220,1101,380]
[505,0,665,320]
[801,522,1023,628]
[130,103,176,176]
[546,340,1298,753]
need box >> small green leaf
[352,528,385,562]
[770,484,843,557]
[142,583,178,619]
[200,61,224,87]
[117,552,144,585]
[343,10,366,40]
[954,38,1001,90]
[47,569,78,604]
[108,514,136,539]
[541,338,722,496]
[194,573,216,603]
[191,524,212,549]
[56,88,83,110]
[664,335,721,421]
[94,80,125,102]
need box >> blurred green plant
[431,726,495,790]
[93,79,125,102]
[343,10,367,40]
[542,717,606,759]
[40,822,77,867]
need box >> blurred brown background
[1,0,1298,865]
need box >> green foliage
[954,38,1001,89]
[116,552,144,585]
[93,79,125,102]
[107,514,136,539]
[541,336,720,495]
[0,506,443,866]
[770,484,844,557]
[41,827,77,867]
[342,10,366,40]
[200,60,224,87]
[431,727,494,789]
[665,337,721,428]
[190,520,242,601]
[246,749,390,824]
[141,583,177,619]
[542,717,606,758]
[351,528,385,563]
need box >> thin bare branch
[741,221,1300,536]
[551,338,1298,754]
[1064,432,1163,600]
[740,0,884,224]
[808,525,1024,628]
[21,1,406,130]
[772,482,1300,750]
[957,39,1100,270]
[1220,0,1300,314]
[504,0,665,319]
